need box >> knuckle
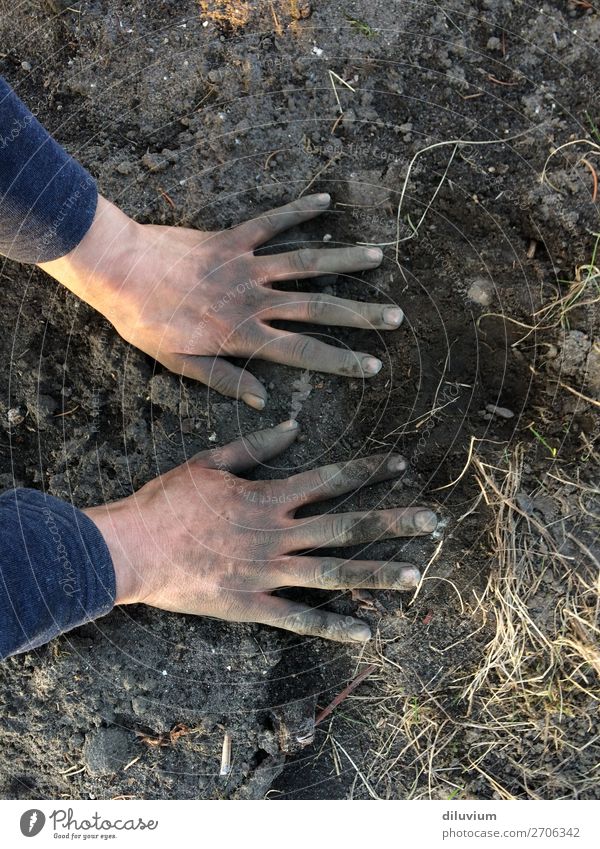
[313,465,335,490]
[294,248,315,272]
[289,334,313,364]
[208,369,234,395]
[243,431,267,454]
[306,294,328,322]
[261,212,278,233]
[316,558,343,589]
[330,515,351,545]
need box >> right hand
[85,421,438,643]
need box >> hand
[85,421,438,643]
[39,194,403,409]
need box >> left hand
[39,193,403,409]
[85,420,437,643]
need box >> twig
[409,538,445,606]
[219,731,232,776]
[328,69,356,113]
[558,380,600,409]
[315,663,377,725]
[298,152,342,196]
[487,74,519,87]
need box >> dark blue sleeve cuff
[0,76,98,263]
[0,489,116,660]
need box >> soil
[0,0,598,800]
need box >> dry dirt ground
[0,0,598,799]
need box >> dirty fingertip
[275,419,299,432]
[383,306,404,327]
[401,565,421,587]
[415,509,438,533]
[361,356,382,376]
[388,455,406,473]
[349,622,371,642]
[242,392,267,410]
[365,247,383,262]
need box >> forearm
[0,489,116,660]
[0,76,98,264]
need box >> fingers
[258,327,382,378]
[166,353,267,409]
[234,193,332,247]
[191,420,299,473]
[247,594,372,643]
[257,244,383,281]
[286,507,438,550]
[272,556,420,591]
[277,454,406,507]
[264,291,403,330]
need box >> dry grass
[328,439,599,799]
[198,1,253,28]
[534,232,600,330]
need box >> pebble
[485,403,514,419]
[467,277,494,306]
[7,407,25,426]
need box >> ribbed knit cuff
[0,488,116,659]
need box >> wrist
[83,500,143,606]
[38,195,143,321]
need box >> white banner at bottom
[0,799,598,848]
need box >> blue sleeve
[0,76,98,263]
[0,489,116,660]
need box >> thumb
[191,420,300,474]
[167,353,268,410]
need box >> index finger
[190,420,299,473]
[278,453,406,508]
[234,193,331,247]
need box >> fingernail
[316,193,331,205]
[242,392,266,410]
[388,456,406,473]
[383,306,403,327]
[398,566,420,588]
[415,510,438,533]
[365,247,383,262]
[349,622,371,642]
[275,419,299,431]
[362,356,382,376]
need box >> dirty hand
[85,421,437,643]
[39,194,402,410]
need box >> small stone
[82,727,136,776]
[116,160,134,175]
[7,407,25,426]
[21,60,32,71]
[467,277,494,306]
[180,417,195,434]
[141,152,168,172]
[485,403,514,419]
